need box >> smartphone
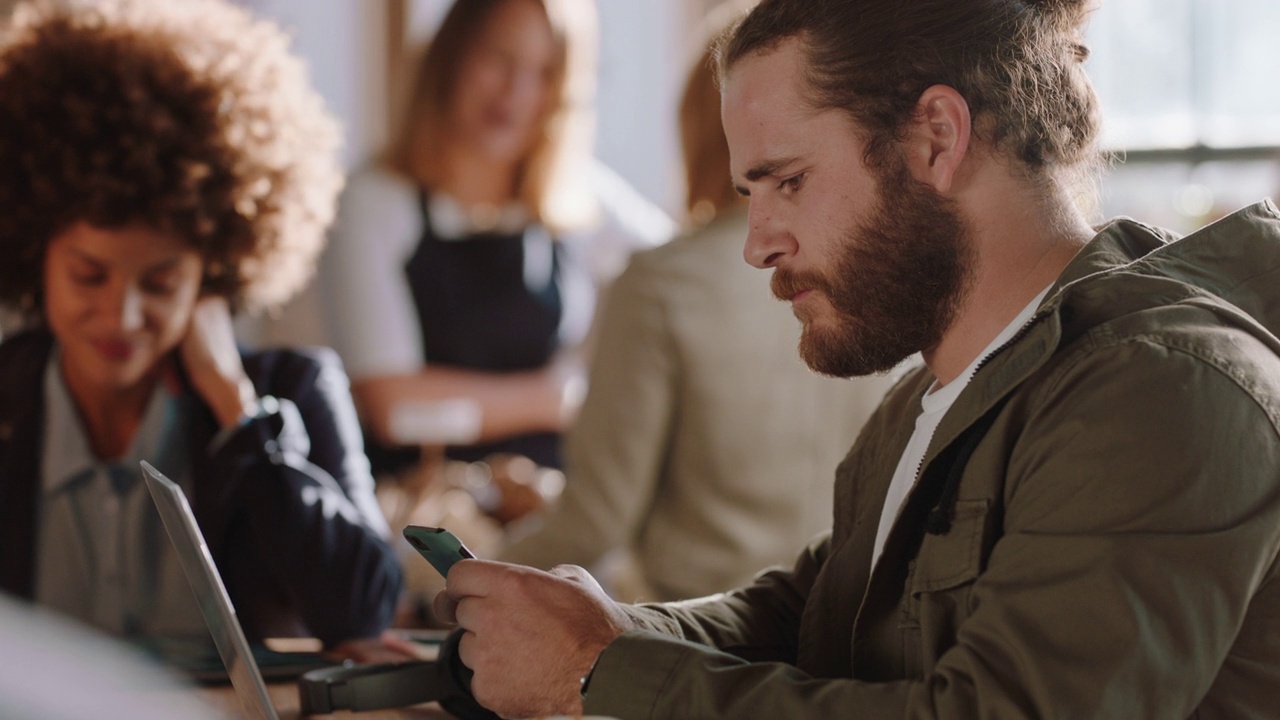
[402,525,476,578]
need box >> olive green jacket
[583,200,1280,719]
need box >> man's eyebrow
[744,157,801,183]
[734,157,803,197]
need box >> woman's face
[448,0,558,166]
[43,222,205,395]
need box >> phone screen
[402,525,476,578]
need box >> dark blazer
[0,329,403,646]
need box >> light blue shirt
[35,349,208,640]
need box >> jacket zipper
[912,307,1056,487]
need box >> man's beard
[772,157,976,378]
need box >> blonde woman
[321,0,672,477]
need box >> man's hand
[433,560,632,718]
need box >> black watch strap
[298,660,445,714]
[437,629,501,720]
[296,630,499,719]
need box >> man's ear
[903,84,971,194]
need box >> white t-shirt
[870,286,1053,568]
[319,163,675,381]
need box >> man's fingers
[548,564,591,584]
[432,589,459,624]
[444,558,512,597]
[452,595,485,631]
[456,629,476,670]
[434,562,518,626]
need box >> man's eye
[779,174,805,195]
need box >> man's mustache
[771,267,829,302]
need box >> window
[1086,0,1280,230]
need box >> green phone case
[402,525,476,578]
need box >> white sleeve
[317,167,426,380]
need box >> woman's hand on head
[180,296,260,428]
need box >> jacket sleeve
[283,348,391,541]
[499,254,676,575]
[584,334,1280,718]
[207,350,403,646]
[615,532,827,663]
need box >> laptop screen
[140,460,279,720]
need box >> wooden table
[198,681,455,719]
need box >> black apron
[365,193,565,476]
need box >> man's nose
[743,202,796,269]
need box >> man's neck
[924,179,1095,386]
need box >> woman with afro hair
[0,0,402,651]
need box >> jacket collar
[923,199,1280,490]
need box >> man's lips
[775,287,814,304]
[772,270,822,304]
[91,339,137,361]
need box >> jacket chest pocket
[900,499,991,674]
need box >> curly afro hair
[0,0,343,316]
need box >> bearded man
[424,1,1280,718]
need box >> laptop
[140,460,328,719]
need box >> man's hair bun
[1023,0,1088,10]
[1022,0,1093,21]
[1022,0,1094,54]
